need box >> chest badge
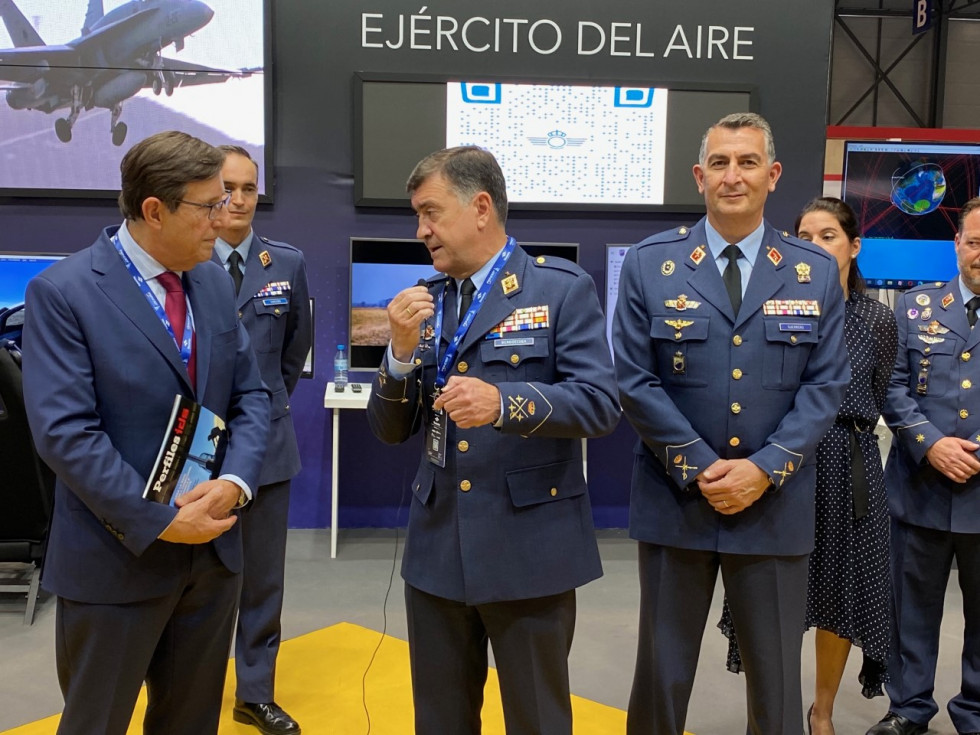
[665,318,694,340]
[795,262,811,283]
[665,294,701,311]
[661,260,676,276]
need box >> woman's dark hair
[794,196,866,294]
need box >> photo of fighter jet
[0,0,259,146]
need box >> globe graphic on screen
[890,162,947,215]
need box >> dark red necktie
[157,271,196,391]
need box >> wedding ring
[405,306,415,317]
[723,500,730,508]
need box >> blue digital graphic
[460,83,502,104]
[614,87,655,108]
[891,162,947,215]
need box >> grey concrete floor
[0,529,967,734]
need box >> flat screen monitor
[0,252,65,310]
[0,0,271,199]
[349,237,579,371]
[841,140,970,289]
[354,73,755,212]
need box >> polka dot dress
[718,291,899,698]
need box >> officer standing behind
[213,146,311,735]
[367,146,620,734]
[613,113,849,735]
[869,197,980,735]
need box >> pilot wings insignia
[664,319,694,330]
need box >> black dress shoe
[865,712,927,735]
[233,700,301,734]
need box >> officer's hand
[387,285,434,362]
[925,436,980,483]
[698,459,770,515]
[158,493,237,544]
[433,376,501,429]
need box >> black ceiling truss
[832,0,980,127]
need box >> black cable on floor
[362,473,410,735]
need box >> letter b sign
[913,0,932,34]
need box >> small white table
[323,382,371,558]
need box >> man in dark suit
[613,113,849,735]
[22,131,270,735]
[869,198,980,735]
[366,146,620,734]
[213,146,311,735]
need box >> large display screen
[842,140,969,289]
[349,237,579,371]
[446,82,668,206]
[0,253,64,310]
[0,0,270,198]
[355,73,755,211]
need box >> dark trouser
[627,543,809,735]
[886,519,980,732]
[55,544,239,735]
[404,583,577,735]
[235,479,291,703]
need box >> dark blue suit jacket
[213,234,311,486]
[882,280,980,533]
[367,246,620,605]
[613,219,849,556]
[23,227,270,604]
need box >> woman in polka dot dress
[718,197,898,735]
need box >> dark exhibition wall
[0,1,834,529]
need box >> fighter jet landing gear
[54,117,72,142]
[110,104,127,146]
[54,85,83,142]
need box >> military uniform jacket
[882,280,980,533]
[366,246,620,605]
[613,218,849,556]
[216,235,312,487]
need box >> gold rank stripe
[762,299,820,316]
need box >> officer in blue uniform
[613,113,849,735]
[870,198,980,735]
[366,146,620,735]
[213,146,311,735]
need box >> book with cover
[143,395,228,506]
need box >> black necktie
[722,244,742,315]
[968,295,980,328]
[228,250,244,295]
[458,277,476,318]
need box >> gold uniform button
[460,480,471,492]
[924,348,931,354]
[731,402,742,414]
[457,361,469,373]
[458,440,469,452]
[729,436,740,447]
[237,310,243,319]
[414,358,422,365]
[274,308,281,315]
[963,352,972,362]
[550,487,558,497]
[733,335,743,346]
[963,379,973,390]
[960,409,970,419]
[790,335,798,344]
[510,354,519,364]
[732,368,743,380]
[536,256,546,264]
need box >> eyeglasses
[176,194,231,220]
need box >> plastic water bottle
[333,344,349,391]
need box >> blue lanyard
[111,233,193,369]
[433,237,516,389]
